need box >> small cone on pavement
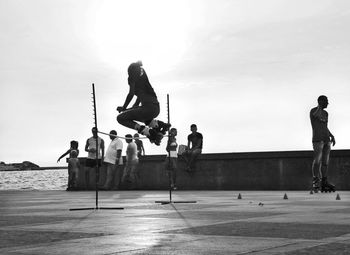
[283,193,288,200]
[336,193,341,200]
[237,193,242,199]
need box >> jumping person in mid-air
[117,61,170,145]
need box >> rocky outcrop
[0,161,40,171]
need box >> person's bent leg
[189,149,202,170]
[117,110,140,130]
[117,104,159,131]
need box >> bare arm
[133,97,141,107]
[118,82,135,112]
[166,139,171,152]
[329,129,336,146]
[85,139,89,152]
[100,139,105,159]
[141,142,145,155]
[116,149,122,164]
[312,106,322,118]
[57,149,70,163]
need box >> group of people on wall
[57,124,203,191]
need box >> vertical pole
[167,94,172,202]
[92,83,99,209]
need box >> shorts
[85,158,102,168]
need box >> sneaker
[154,131,164,145]
[148,128,158,143]
[147,129,164,145]
[154,121,171,134]
[312,176,320,192]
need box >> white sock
[140,126,150,136]
[148,119,158,128]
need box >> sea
[0,169,68,190]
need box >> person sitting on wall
[183,124,203,172]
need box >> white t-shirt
[104,138,123,165]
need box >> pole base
[69,207,124,211]
[155,201,197,205]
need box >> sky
[1,0,350,166]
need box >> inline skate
[320,177,336,193]
[311,176,320,193]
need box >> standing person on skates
[310,95,336,192]
[117,61,170,145]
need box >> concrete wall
[73,150,350,190]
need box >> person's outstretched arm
[57,149,70,163]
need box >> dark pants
[117,103,160,130]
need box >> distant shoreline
[0,167,67,172]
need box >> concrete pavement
[1,190,350,254]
